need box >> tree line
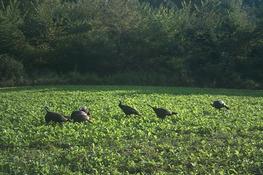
[0,0,262,88]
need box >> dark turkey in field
[118,101,140,116]
[211,100,229,110]
[148,104,178,119]
[71,107,92,123]
[44,106,69,123]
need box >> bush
[0,0,263,89]
[0,54,24,82]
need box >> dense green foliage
[0,86,262,174]
[0,0,263,88]
[0,54,24,81]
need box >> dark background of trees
[0,0,262,88]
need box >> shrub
[0,54,24,81]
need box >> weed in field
[0,86,262,174]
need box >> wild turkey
[71,107,92,123]
[118,101,140,116]
[211,100,229,110]
[44,106,69,123]
[148,104,178,119]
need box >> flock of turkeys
[44,99,229,124]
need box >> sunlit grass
[0,86,262,174]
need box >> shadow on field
[0,85,263,97]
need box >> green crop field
[0,86,262,174]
